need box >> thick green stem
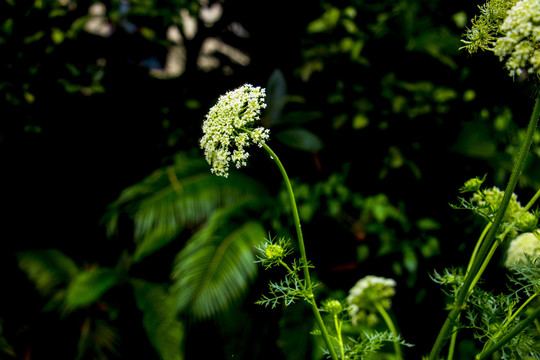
[261,143,339,360]
[428,93,540,360]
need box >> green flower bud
[460,176,486,193]
[265,244,285,260]
[323,299,343,315]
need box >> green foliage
[65,267,123,311]
[132,279,184,360]
[17,249,79,297]
[171,201,267,319]
[106,152,268,262]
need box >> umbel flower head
[346,275,396,326]
[505,231,540,267]
[461,0,540,78]
[200,84,269,177]
[494,0,540,77]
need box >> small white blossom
[346,275,396,325]
[200,84,269,177]
[493,0,540,77]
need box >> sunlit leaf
[132,279,184,360]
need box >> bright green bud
[323,299,343,315]
[265,244,284,260]
[460,176,486,193]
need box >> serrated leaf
[132,279,184,360]
[65,267,122,310]
[275,128,324,153]
[171,203,266,319]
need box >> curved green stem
[428,93,540,360]
[375,301,403,360]
[524,188,540,212]
[261,142,339,360]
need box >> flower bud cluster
[200,84,269,177]
[471,186,522,222]
[346,275,396,325]
[493,0,540,77]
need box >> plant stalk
[428,93,540,360]
[262,143,339,360]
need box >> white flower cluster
[494,0,540,77]
[200,84,269,177]
[505,231,540,267]
[346,275,396,325]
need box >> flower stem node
[200,84,269,177]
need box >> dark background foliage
[1,0,539,359]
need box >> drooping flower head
[200,84,269,177]
[346,275,396,325]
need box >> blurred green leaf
[65,267,122,310]
[76,318,120,360]
[266,69,288,127]
[416,218,440,231]
[132,279,184,360]
[171,202,266,319]
[275,128,324,152]
[106,152,268,263]
[17,249,79,295]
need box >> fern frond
[132,279,184,360]
[105,152,268,262]
[17,249,79,295]
[171,202,266,319]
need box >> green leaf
[65,267,122,310]
[76,318,120,360]
[171,203,266,319]
[17,249,79,295]
[105,152,268,262]
[132,279,184,360]
[275,128,324,153]
[266,69,288,127]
